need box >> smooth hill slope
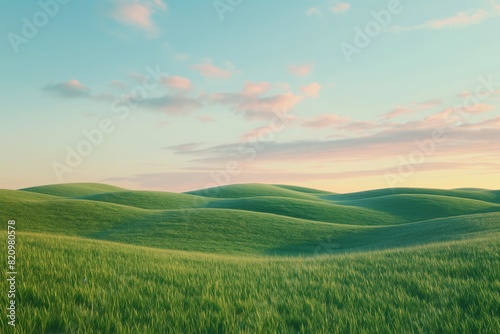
[273,212,500,254]
[186,183,322,200]
[0,188,365,254]
[2,183,500,255]
[22,183,125,197]
[0,189,62,202]
[333,194,500,223]
[325,187,500,204]
[272,184,335,195]
[204,196,403,225]
[75,191,210,210]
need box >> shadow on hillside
[266,212,500,256]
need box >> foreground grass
[1,232,499,333]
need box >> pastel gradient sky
[1,0,500,192]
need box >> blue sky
[1,0,499,192]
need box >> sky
[1,0,500,193]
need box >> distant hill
[1,183,498,255]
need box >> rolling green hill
[204,196,403,225]
[22,183,125,197]
[333,194,500,223]
[324,187,500,204]
[1,184,500,254]
[75,191,210,210]
[186,183,322,200]
[1,183,499,333]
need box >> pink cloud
[428,9,488,29]
[44,79,90,98]
[478,116,500,127]
[214,82,303,120]
[331,3,351,14]
[241,126,272,141]
[302,114,350,129]
[462,103,496,114]
[67,79,86,89]
[162,76,192,91]
[288,63,313,76]
[391,9,493,31]
[429,103,496,121]
[242,82,272,96]
[381,106,416,120]
[457,91,472,98]
[338,121,381,133]
[416,99,442,110]
[301,83,322,98]
[463,116,500,130]
[191,61,234,78]
[236,93,303,119]
[112,0,167,33]
[381,99,442,121]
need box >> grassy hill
[332,194,500,223]
[186,183,322,200]
[75,191,210,210]
[22,183,125,197]
[325,187,500,204]
[204,196,403,225]
[1,183,499,333]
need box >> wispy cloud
[141,94,205,114]
[301,114,350,129]
[381,106,416,120]
[111,0,167,35]
[165,142,205,152]
[162,76,192,91]
[110,80,127,89]
[241,126,273,141]
[176,117,500,167]
[306,7,321,17]
[103,160,500,192]
[242,82,272,96]
[213,82,303,120]
[417,99,442,109]
[288,63,313,76]
[301,83,322,98]
[331,2,350,14]
[380,99,442,120]
[190,60,235,78]
[389,4,500,32]
[43,80,91,98]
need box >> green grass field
[1,183,499,333]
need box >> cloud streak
[288,63,313,76]
[213,82,303,120]
[43,80,91,98]
[389,4,500,32]
[191,60,235,78]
